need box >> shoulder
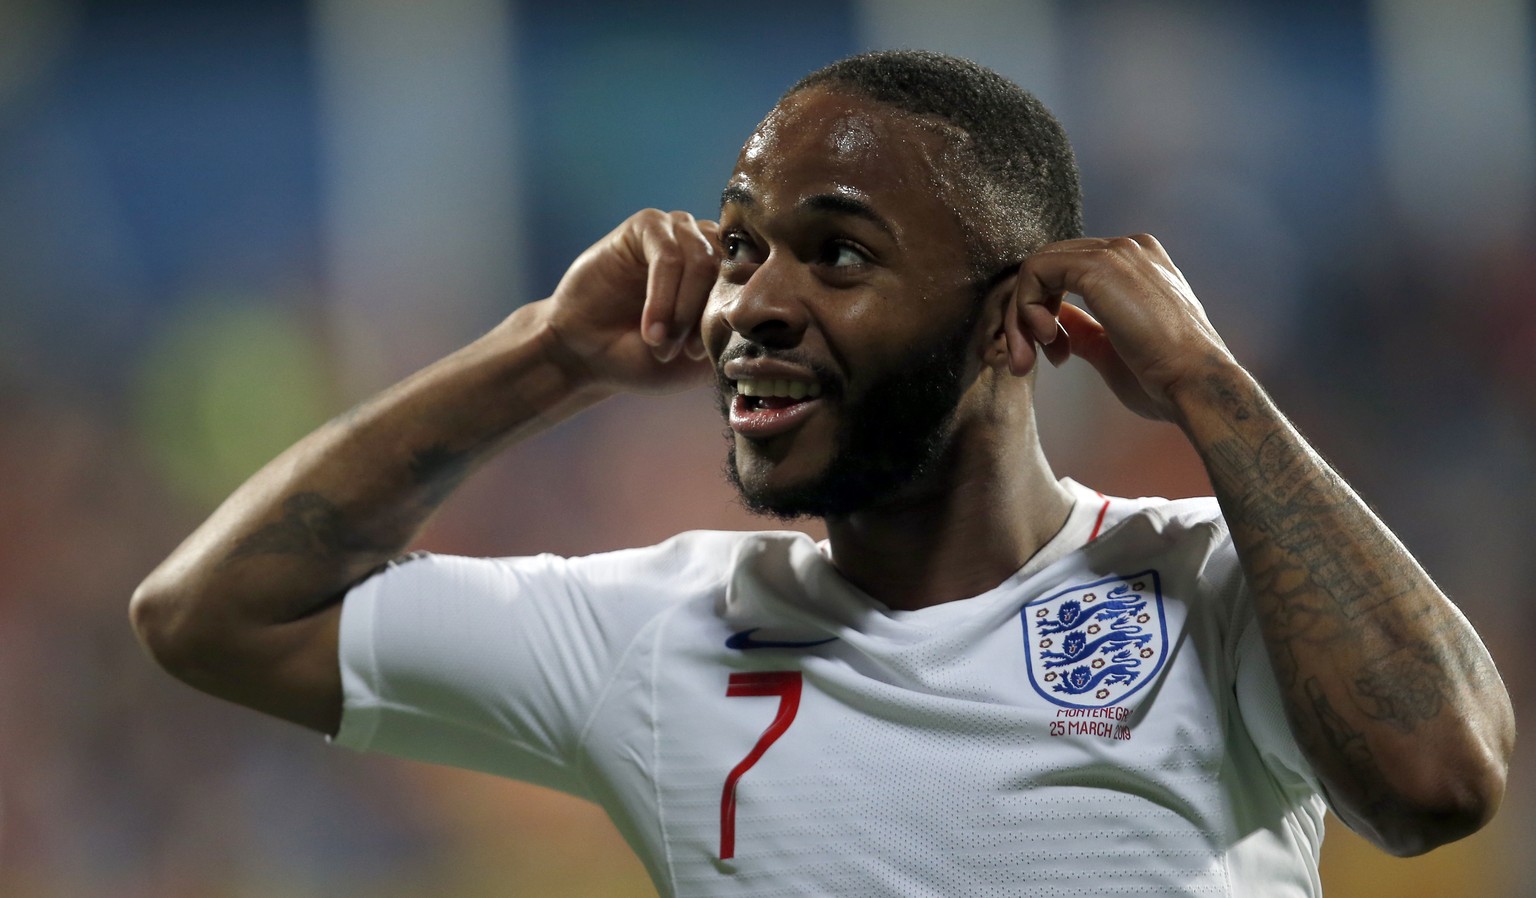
[340,532,790,689]
[1073,485,1237,586]
[557,529,783,593]
[1093,488,1229,546]
[352,530,777,611]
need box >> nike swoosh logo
[725,628,839,651]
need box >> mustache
[714,343,844,396]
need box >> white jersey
[333,479,1327,897]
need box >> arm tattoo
[209,421,489,624]
[1193,371,1509,843]
[1212,429,1414,617]
[1350,643,1445,733]
[408,441,474,507]
[219,492,396,621]
[223,430,477,570]
[1200,373,1453,737]
[1305,677,1412,824]
[225,441,475,569]
[223,492,375,564]
[1307,677,1374,774]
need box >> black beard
[719,305,979,520]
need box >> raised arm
[130,210,720,735]
[1007,235,1515,856]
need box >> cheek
[810,290,882,348]
[822,293,927,368]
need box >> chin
[725,445,839,522]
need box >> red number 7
[719,671,802,860]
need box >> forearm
[133,300,606,650]
[131,210,717,733]
[1175,363,1514,854]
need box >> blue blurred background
[1,0,1532,895]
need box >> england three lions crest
[1022,572,1168,709]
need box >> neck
[822,410,1072,611]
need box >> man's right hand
[539,209,721,394]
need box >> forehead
[726,89,966,228]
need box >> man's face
[702,88,986,519]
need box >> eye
[721,231,759,264]
[821,240,869,269]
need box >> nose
[716,253,810,348]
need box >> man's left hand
[1007,234,1236,424]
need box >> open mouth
[729,377,825,437]
[734,377,824,409]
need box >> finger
[1042,320,1072,367]
[999,275,1037,377]
[1010,270,1065,349]
[670,213,719,361]
[1059,302,1117,377]
[1017,244,1121,346]
[640,216,687,361]
[688,220,723,359]
[1021,294,1064,348]
[1059,302,1133,393]
[998,265,1075,376]
[1018,244,1103,309]
[1030,236,1118,254]
[1058,302,1105,352]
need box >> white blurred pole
[853,0,1063,108]
[312,0,524,396]
[1373,0,1536,251]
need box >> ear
[979,273,1042,377]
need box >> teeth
[734,377,823,399]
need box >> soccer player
[131,51,1513,895]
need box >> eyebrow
[720,184,755,210]
[801,194,895,239]
[719,186,896,241]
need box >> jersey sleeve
[1231,613,1321,795]
[330,536,725,797]
[1210,533,1324,798]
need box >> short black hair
[788,50,1082,278]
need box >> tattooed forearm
[1183,368,1512,850]
[130,299,623,735]
[1207,426,1415,618]
[1199,376,1449,719]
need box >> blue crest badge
[1022,571,1168,708]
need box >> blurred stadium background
[0,0,1532,895]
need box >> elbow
[129,577,191,673]
[130,573,221,683]
[1356,737,1512,857]
[1377,776,1506,857]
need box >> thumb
[1061,303,1166,421]
[1059,303,1114,374]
